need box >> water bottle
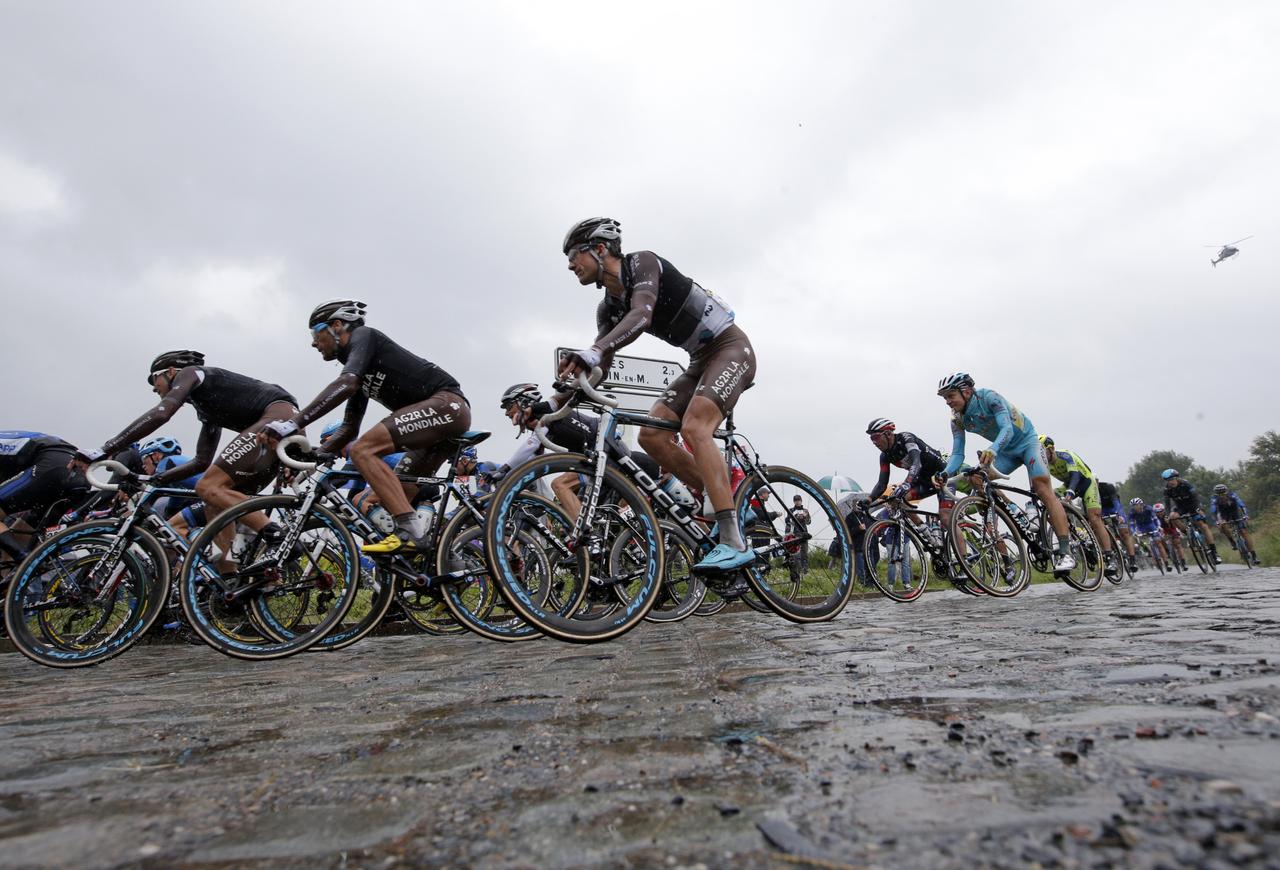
[367,505,395,535]
[659,475,698,511]
[414,502,436,535]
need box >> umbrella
[819,474,861,494]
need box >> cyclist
[494,382,663,521]
[933,373,1076,573]
[1,431,89,564]
[555,218,757,572]
[261,300,469,554]
[1097,481,1138,572]
[1127,497,1169,572]
[1153,502,1188,571]
[138,436,202,522]
[1210,483,1259,566]
[1040,436,1121,579]
[71,351,298,557]
[865,418,953,543]
[1161,469,1223,564]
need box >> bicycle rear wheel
[735,465,853,622]
[3,522,169,668]
[862,519,927,602]
[312,557,397,650]
[485,455,663,642]
[612,519,706,623]
[1053,504,1104,592]
[179,495,360,660]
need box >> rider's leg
[550,473,582,523]
[637,404,703,493]
[350,425,408,515]
[681,397,737,538]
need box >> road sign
[554,349,685,396]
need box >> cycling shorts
[1079,477,1102,512]
[661,324,755,416]
[906,478,958,509]
[212,400,297,493]
[381,391,471,455]
[993,435,1049,481]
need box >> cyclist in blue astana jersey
[933,372,1076,573]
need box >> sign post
[553,349,686,416]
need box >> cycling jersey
[595,252,735,355]
[155,455,202,490]
[1210,491,1248,522]
[101,366,296,458]
[1098,481,1124,518]
[0,432,75,478]
[1047,449,1094,497]
[295,326,465,439]
[942,388,1039,476]
[503,411,600,471]
[870,432,946,497]
[1164,480,1201,515]
[1129,505,1161,535]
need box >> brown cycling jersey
[594,251,736,356]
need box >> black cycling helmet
[500,383,542,409]
[308,299,368,329]
[865,418,896,435]
[562,217,622,257]
[1213,483,1228,494]
[148,350,204,384]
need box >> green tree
[1242,431,1280,515]
[1121,450,1199,506]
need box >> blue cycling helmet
[459,446,478,461]
[140,436,181,457]
[321,421,343,442]
[1161,469,1179,480]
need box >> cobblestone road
[2,567,1279,868]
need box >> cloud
[0,149,69,224]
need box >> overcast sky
[2,1,1276,490]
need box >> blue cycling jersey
[1129,505,1161,534]
[942,388,1036,476]
[155,455,202,490]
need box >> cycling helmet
[1153,502,1165,513]
[1038,434,1055,449]
[500,383,542,409]
[865,418,895,435]
[308,299,368,329]
[1161,469,1179,480]
[1130,497,1145,508]
[459,446,479,461]
[140,436,181,457]
[562,217,622,256]
[148,350,204,383]
[936,372,974,394]
[1213,483,1228,494]
[321,421,343,442]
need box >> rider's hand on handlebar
[257,419,300,445]
[1062,489,1076,502]
[558,347,601,379]
[977,449,994,467]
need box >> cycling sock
[1055,535,1069,555]
[394,512,425,541]
[0,530,29,560]
[715,510,745,550]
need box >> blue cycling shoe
[694,544,755,572]
[709,509,759,540]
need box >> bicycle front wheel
[612,519,706,623]
[4,521,169,668]
[862,519,928,602]
[947,497,1030,597]
[179,495,360,660]
[485,454,663,643]
[736,466,854,622]
[1054,504,1104,592]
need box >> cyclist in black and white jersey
[71,350,298,549]
[493,383,662,521]
[1,431,89,563]
[865,418,956,541]
[556,217,757,572]
[262,300,469,554]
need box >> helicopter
[1206,236,1253,267]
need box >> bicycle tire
[862,519,928,602]
[178,495,360,660]
[735,466,853,622]
[612,519,706,623]
[946,497,1030,597]
[312,558,397,650]
[1053,503,1104,592]
[4,521,169,668]
[484,454,664,643]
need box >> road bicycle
[484,370,854,643]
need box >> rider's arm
[1064,470,1088,496]
[942,418,965,476]
[870,454,891,497]
[154,421,221,484]
[292,327,378,429]
[1236,493,1248,518]
[100,367,202,456]
[1209,494,1219,521]
[901,441,924,487]
[500,429,544,475]
[591,252,662,356]
[985,391,1017,455]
